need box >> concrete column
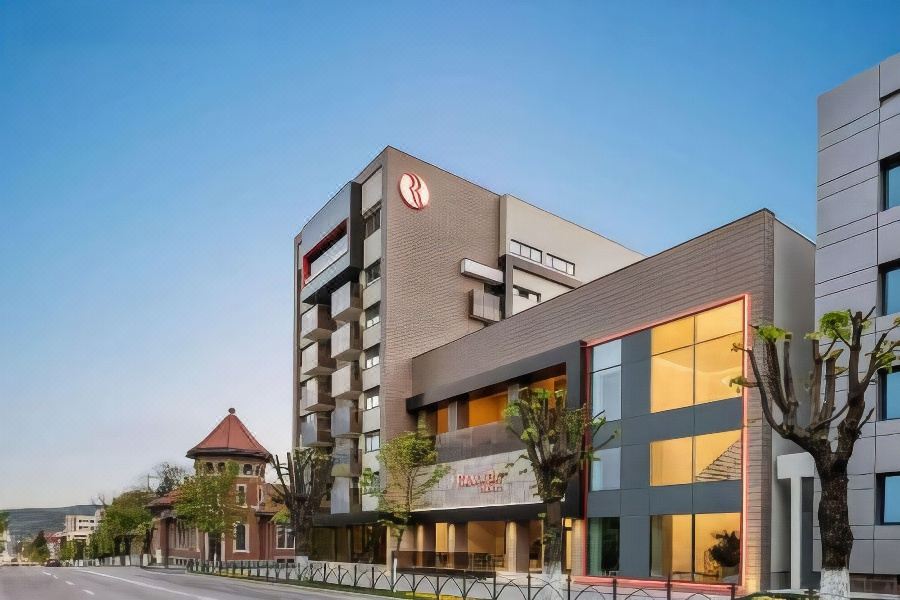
[505,521,530,573]
[417,523,436,567]
[448,523,468,568]
[790,476,802,590]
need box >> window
[650,513,741,582]
[365,388,380,410]
[882,474,900,524]
[587,517,620,575]
[364,304,380,328]
[242,464,253,476]
[650,431,742,486]
[509,240,542,263]
[436,404,449,434]
[275,524,295,550]
[234,522,247,552]
[513,286,541,302]
[883,369,900,420]
[467,391,507,427]
[545,253,575,276]
[884,263,900,316]
[884,157,900,210]
[650,301,744,413]
[364,431,381,453]
[364,206,381,238]
[591,340,622,422]
[305,223,349,282]
[590,447,621,491]
[364,345,380,369]
[236,484,247,507]
[365,261,381,286]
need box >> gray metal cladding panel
[620,445,650,491]
[619,516,650,577]
[300,182,355,256]
[620,489,650,516]
[587,490,622,517]
[299,255,352,303]
[621,330,650,364]
[648,484,693,515]
[620,409,694,446]
[692,398,743,435]
[620,358,650,419]
[692,480,742,513]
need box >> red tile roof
[186,408,271,461]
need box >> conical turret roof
[186,408,271,461]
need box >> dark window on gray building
[884,157,900,210]
[883,369,900,421]
[364,431,381,453]
[513,285,540,302]
[365,261,381,286]
[365,387,380,410]
[364,345,380,369]
[365,304,380,328]
[364,206,381,238]
[882,474,900,524]
[883,263,900,316]
[587,517,619,575]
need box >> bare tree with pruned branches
[733,309,899,600]
[270,448,332,563]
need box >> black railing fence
[186,559,744,600]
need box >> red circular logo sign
[399,173,429,210]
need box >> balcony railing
[301,341,336,376]
[331,281,362,323]
[469,289,501,323]
[435,421,522,462]
[331,405,361,439]
[331,363,362,399]
[300,304,336,343]
[300,414,332,447]
[331,322,361,361]
[301,377,334,412]
[331,447,362,477]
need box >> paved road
[0,566,366,600]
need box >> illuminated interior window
[650,514,692,579]
[650,437,693,486]
[651,430,741,486]
[651,513,741,582]
[436,404,449,434]
[467,391,507,427]
[650,300,744,413]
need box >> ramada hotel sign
[399,172,429,210]
[457,470,505,493]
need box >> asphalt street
[0,566,368,600]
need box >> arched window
[243,464,253,476]
[234,522,247,552]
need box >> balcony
[332,363,362,399]
[331,322,362,361]
[331,446,362,476]
[435,421,522,463]
[362,407,380,433]
[362,280,381,310]
[300,414,332,447]
[364,231,382,267]
[300,305,336,344]
[469,289,501,323]
[301,341,336,376]
[332,405,362,439]
[362,322,381,350]
[362,365,381,391]
[301,377,333,412]
[331,281,362,323]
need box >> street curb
[185,570,401,600]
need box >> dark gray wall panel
[620,516,650,577]
[649,485,693,515]
[587,490,622,517]
[692,480,742,513]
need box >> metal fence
[186,560,742,600]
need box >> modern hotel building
[292,145,818,594]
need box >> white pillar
[790,475,802,590]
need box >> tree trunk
[819,468,852,600]
[542,500,563,579]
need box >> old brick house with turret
[148,409,296,565]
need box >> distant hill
[3,505,99,540]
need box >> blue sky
[1,1,899,507]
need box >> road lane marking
[52,574,59,579]
[66,580,75,585]
[42,571,52,576]
[83,591,95,596]
[77,569,219,600]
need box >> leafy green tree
[174,461,245,561]
[361,429,449,553]
[26,531,50,563]
[0,511,8,553]
[152,462,188,497]
[733,310,899,599]
[504,386,608,579]
[270,448,332,561]
[96,489,155,555]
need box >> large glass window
[650,437,693,486]
[884,263,900,316]
[651,513,741,582]
[651,301,744,413]
[883,369,900,420]
[306,226,349,282]
[883,474,900,524]
[591,340,622,421]
[467,391,507,427]
[884,158,900,210]
[591,447,621,491]
[587,517,620,575]
[651,430,741,486]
